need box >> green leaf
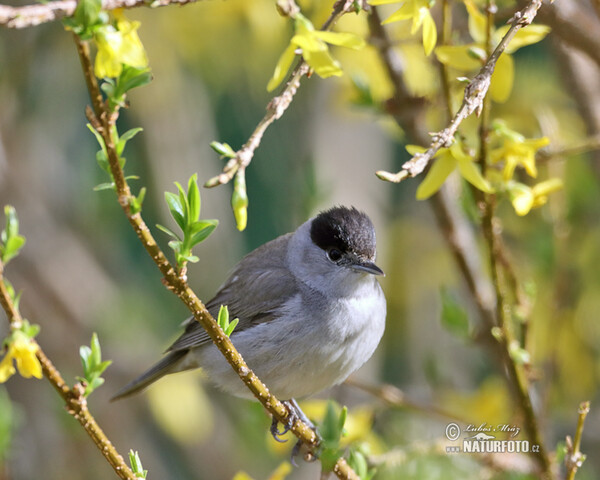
[164,192,186,231]
[156,224,181,241]
[117,127,143,156]
[80,345,92,373]
[189,220,218,246]
[210,141,236,158]
[440,288,470,339]
[79,333,112,396]
[187,174,200,223]
[90,332,101,367]
[71,0,102,37]
[1,206,26,264]
[118,66,153,95]
[129,187,146,215]
[93,182,116,192]
[129,450,148,479]
[87,123,107,155]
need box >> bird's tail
[111,349,189,401]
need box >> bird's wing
[166,233,297,352]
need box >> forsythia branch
[376,0,546,183]
[204,0,359,189]
[0,261,138,480]
[0,0,198,29]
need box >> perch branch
[72,30,359,479]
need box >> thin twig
[565,401,590,480]
[71,32,359,480]
[345,378,470,424]
[0,0,198,29]
[538,135,600,162]
[0,263,137,480]
[204,0,358,189]
[376,0,545,183]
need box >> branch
[71,32,359,480]
[376,0,545,183]
[565,401,590,480]
[533,0,600,70]
[204,0,358,189]
[0,0,198,29]
[0,263,137,480]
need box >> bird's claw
[269,399,319,465]
[270,415,291,443]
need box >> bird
[112,206,386,418]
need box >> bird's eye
[327,248,342,262]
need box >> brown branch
[533,0,600,70]
[376,0,545,183]
[204,0,358,189]
[0,263,137,480]
[71,31,359,480]
[0,0,198,29]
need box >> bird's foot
[270,399,318,466]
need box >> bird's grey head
[288,206,383,295]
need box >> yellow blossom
[507,178,563,216]
[412,142,493,200]
[491,136,550,181]
[93,10,148,79]
[370,0,437,55]
[434,0,550,102]
[267,14,365,91]
[0,331,42,383]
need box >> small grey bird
[113,206,386,407]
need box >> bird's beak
[350,260,385,276]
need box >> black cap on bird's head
[310,206,384,276]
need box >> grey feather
[166,234,297,352]
[110,350,189,401]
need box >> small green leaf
[210,141,236,158]
[93,182,116,192]
[156,224,181,241]
[187,174,200,223]
[117,127,143,156]
[129,450,148,479]
[189,220,218,246]
[71,0,102,37]
[129,187,146,215]
[78,333,112,397]
[440,288,470,339]
[1,206,26,264]
[225,318,239,337]
[90,333,101,367]
[164,192,186,231]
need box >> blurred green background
[1,0,600,478]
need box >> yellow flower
[412,142,493,200]
[369,0,437,55]
[507,178,563,216]
[491,136,550,181]
[94,10,148,79]
[267,13,365,91]
[0,332,42,383]
[434,0,550,102]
